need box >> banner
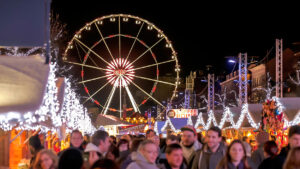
[167,109,198,118]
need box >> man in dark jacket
[180,125,202,168]
[273,125,300,169]
[158,143,187,169]
[191,126,226,169]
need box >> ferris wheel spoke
[78,75,109,84]
[122,78,140,113]
[134,75,176,86]
[102,79,119,115]
[74,38,110,65]
[119,83,122,118]
[133,59,175,71]
[74,43,83,63]
[94,23,115,61]
[130,80,165,107]
[65,61,106,71]
[118,16,121,58]
[76,41,100,67]
[125,22,144,61]
[131,37,164,64]
[83,80,110,104]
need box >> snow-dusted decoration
[35,62,61,127]
[1,46,42,57]
[60,78,96,134]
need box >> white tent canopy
[0,55,49,113]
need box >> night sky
[51,1,300,77]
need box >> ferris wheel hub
[106,58,135,87]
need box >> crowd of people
[27,125,300,169]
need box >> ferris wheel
[63,14,180,117]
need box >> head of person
[109,135,117,145]
[217,140,248,169]
[288,125,300,148]
[70,130,83,148]
[92,130,110,154]
[256,131,269,146]
[106,145,119,161]
[146,129,156,139]
[58,148,83,169]
[29,135,43,155]
[90,158,119,169]
[120,134,131,144]
[34,149,58,169]
[138,140,158,164]
[283,147,300,169]
[242,136,249,143]
[149,135,160,147]
[165,144,183,168]
[117,139,129,152]
[83,134,90,142]
[166,135,179,145]
[181,125,197,147]
[205,126,222,150]
[130,138,144,152]
[263,140,278,158]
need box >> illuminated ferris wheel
[63,14,180,116]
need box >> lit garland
[154,121,158,134]
[187,116,193,126]
[194,112,206,132]
[203,110,218,130]
[234,104,259,129]
[289,111,300,126]
[218,107,235,129]
[161,117,179,132]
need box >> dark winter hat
[289,125,300,138]
[29,135,42,149]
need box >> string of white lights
[218,107,235,129]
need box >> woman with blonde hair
[34,149,58,169]
[216,140,252,169]
[283,147,300,169]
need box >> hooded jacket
[126,152,159,169]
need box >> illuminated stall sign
[167,109,198,118]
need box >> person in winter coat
[126,140,159,169]
[251,131,269,169]
[180,125,202,168]
[216,140,252,169]
[120,138,144,169]
[191,126,226,169]
[158,143,187,169]
[258,141,278,169]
